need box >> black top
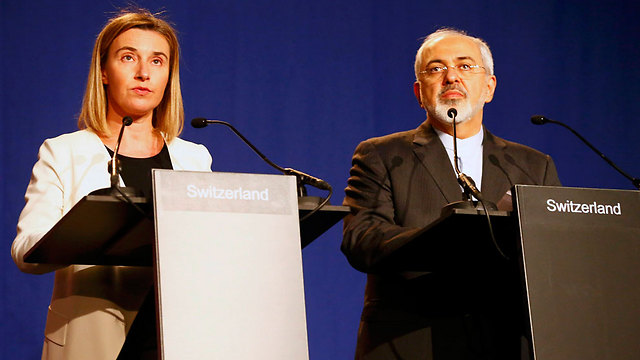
[106,144,172,359]
[106,144,173,198]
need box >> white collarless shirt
[434,126,484,191]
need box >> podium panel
[152,170,309,360]
[514,185,640,360]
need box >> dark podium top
[24,195,348,266]
[374,207,517,273]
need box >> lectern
[24,170,348,360]
[374,185,640,359]
[513,185,640,360]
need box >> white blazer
[12,129,212,360]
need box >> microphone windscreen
[488,154,500,167]
[447,108,457,119]
[530,115,548,125]
[191,118,209,128]
[123,116,133,126]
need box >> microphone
[530,115,549,125]
[448,108,462,175]
[191,117,209,128]
[445,109,505,260]
[447,107,489,203]
[190,118,332,193]
[89,116,144,204]
[283,168,332,191]
[447,108,457,119]
[531,115,639,189]
[109,116,133,188]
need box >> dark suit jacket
[342,122,561,360]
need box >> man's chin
[440,98,464,106]
[428,113,456,126]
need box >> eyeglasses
[419,64,486,79]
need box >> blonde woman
[12,10,211,359]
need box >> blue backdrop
[2,1,639,358]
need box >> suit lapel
[412,122,463,203]
[481,130,513,204]
[410,124,516,205]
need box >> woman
[11,10,211,359]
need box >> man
[342,28,561,359]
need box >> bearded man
[341,28,561,359]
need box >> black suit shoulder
[360,128,417,146]
[485,131,561,186]
[354,129,417,157]
[497,134,550,161]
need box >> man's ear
[484,75,497,103]
[413,81,423,108]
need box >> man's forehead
[421,35,481,62]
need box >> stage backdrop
[2,1,639,358]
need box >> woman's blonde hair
[78,9,183,141]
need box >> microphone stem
[109,119,130,189]
[550,120,639,188]
[452,116,461,175]
[199,119,333,192]
[206,120,286,173]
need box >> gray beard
[427,97,485,125]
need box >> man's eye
[458,64,472,71]
[429,66,445,73]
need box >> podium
[24,177,347,267]
[374,185,640,359]
[24,170,348,359]
[513,185,640,360]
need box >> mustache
[439,84,467,97]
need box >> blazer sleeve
[12,139,68,274]
[341,140,422,273]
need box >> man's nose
[443,66,461,83]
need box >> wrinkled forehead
[420,35,483,65]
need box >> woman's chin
[115,106,156,120]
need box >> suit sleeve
[341,140,422,273]
[12,140,67,274]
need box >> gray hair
[414,28,494,80]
